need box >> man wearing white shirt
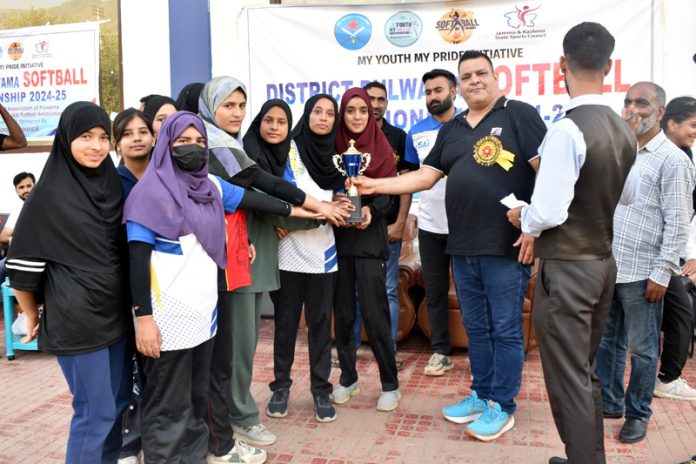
[0,172,35,245]
[595,81,694,444]
[1,172,35,282]
[508,23,638,463]
[404,68,460,376]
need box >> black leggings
[659,275,694,383]
[334,257,398,392]
[269,271,336,396]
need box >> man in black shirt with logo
[354,51,546,442]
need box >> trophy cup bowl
[333,139,371,224]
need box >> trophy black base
[347,195,363,224]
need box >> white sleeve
[5,211,17,229]
[520,118,585,237]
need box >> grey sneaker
[207,439,267,463]
[377,389,402,411]
[424,353,454,376]
[313,394,337,422]
[331,382,360,404]
[231,423,277,446]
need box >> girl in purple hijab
[123,111,316,463]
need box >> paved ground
[1,318,695,464]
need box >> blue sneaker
[442,390,488,424]
[466,401,515,442]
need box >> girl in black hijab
[266,94,346,423]
[7,101,128,463]
[142,95,177,138]
[175,82,205,113]
[292,94,345,191]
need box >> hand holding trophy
[333,139,371,223]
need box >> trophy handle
[358,152,372,175]
[332,154,347,175]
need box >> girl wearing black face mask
[123,111,317,463]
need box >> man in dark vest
[507,22,638,463]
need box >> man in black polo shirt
[354,50,546,442]
[348,81,417,370]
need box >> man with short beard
[596,81,695,444]
[1,172,36,281]
[353,53,547,441]
[403,69,461,377]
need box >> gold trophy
[333,139,372,223]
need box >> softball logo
[436,9,479,44]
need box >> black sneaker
[265,388,289,418]
[314,394,337,423]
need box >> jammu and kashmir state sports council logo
[384,11,422,47]
[436,9,479,44]
[8,41,24,61]
[335,13,372,51]
[505,5,540,29]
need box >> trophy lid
[342,139,362,156]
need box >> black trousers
[208,291,235,456]
[141,338,214,464]
[269,270,335,396]
[533,258,616,464]
[334,257,398,392]
[418,229,452,354]
[659,275,694,383]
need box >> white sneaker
[207,440,267,463]
[117,457,139,464]
[232,423,277,446]
[654,377,696,401]
[330,382,360,405]
[376,389,402,411]
[424,353,454,376]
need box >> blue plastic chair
[2,277,38,359]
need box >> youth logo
[335,13,372,51]
[385,11,422,47]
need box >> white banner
[244,0,653,131]
[0,22,100,140]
